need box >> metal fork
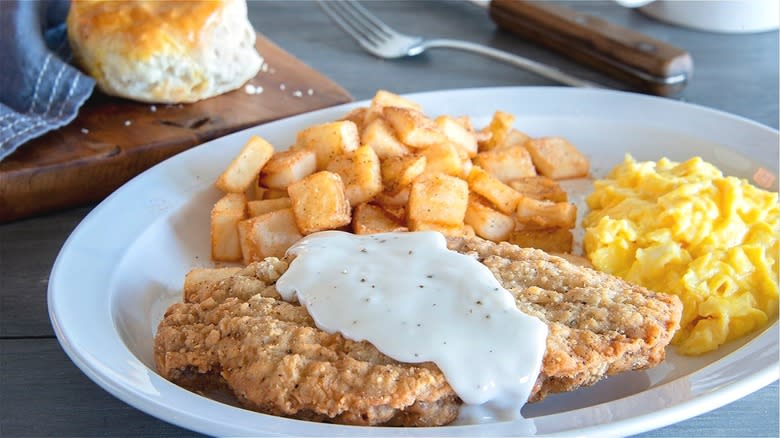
[319,1,600,88]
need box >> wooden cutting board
[0,34,352,223]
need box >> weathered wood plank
[0,207,87,338]
[0,339,203,437]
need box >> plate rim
[48,86,780,436]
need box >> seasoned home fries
[584,156,779,355]
[210,90,589,265]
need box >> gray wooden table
[1,1,778,436]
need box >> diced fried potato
[451,117,492,149]
[372,90,422,109]
[253,208,302,258]
[419,142,462,177]
[340,107,368,132]
[237,219,260,264]
[508,176,568,202]
[467,166,522,214]
[478,111,515,151]
[325,145,382,205]
[382,204,406,222]
[295,121,359,169]
[408,173,468,227]
[374,187,410,208]
[509,228,573,253]
[215,136,275,193]
[246,176,267,200]
[464,195,515,242]
[452,115,474,132]
[288,171,351,234]
[515,196,577,229]
[323,155,352,178]
[238,208,303,263]
[381,154,426,194]
[454,116,491,147]
[436,115,478,158]
[473,144,536,182]
[210,193,247,262]
[259,148,317,189]
[365,90,422,124]
[207,91,586,263]
[474,129,492,144]
[184,267,242,300]
[263,188,288,199]
[409,221,473,237]
[525,136,589,179]
[461,158,473,179]
[501,128,531,148]
[352,203,408,234]
[382,106,446,149]
[247,198,292,217]
[361,118,410,159]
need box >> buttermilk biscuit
[67,0,262,103]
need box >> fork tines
[319,1,395,48]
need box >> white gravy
[275,231,547,422]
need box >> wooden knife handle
[489,0,693,96]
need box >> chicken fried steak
[154,237,681,426]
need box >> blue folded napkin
[0,0,94,161]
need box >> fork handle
[423,39,602,88]
[488,0,693,96]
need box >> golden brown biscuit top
[67,0,226,61]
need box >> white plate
[49,87,779,436]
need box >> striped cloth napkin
[0,0,94,161]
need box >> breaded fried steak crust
[154,237,682,426]
[446,238,682,402]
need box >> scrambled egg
[584,155,779,355]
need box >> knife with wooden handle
[485,0,693,96]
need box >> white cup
[615,0,780,33]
